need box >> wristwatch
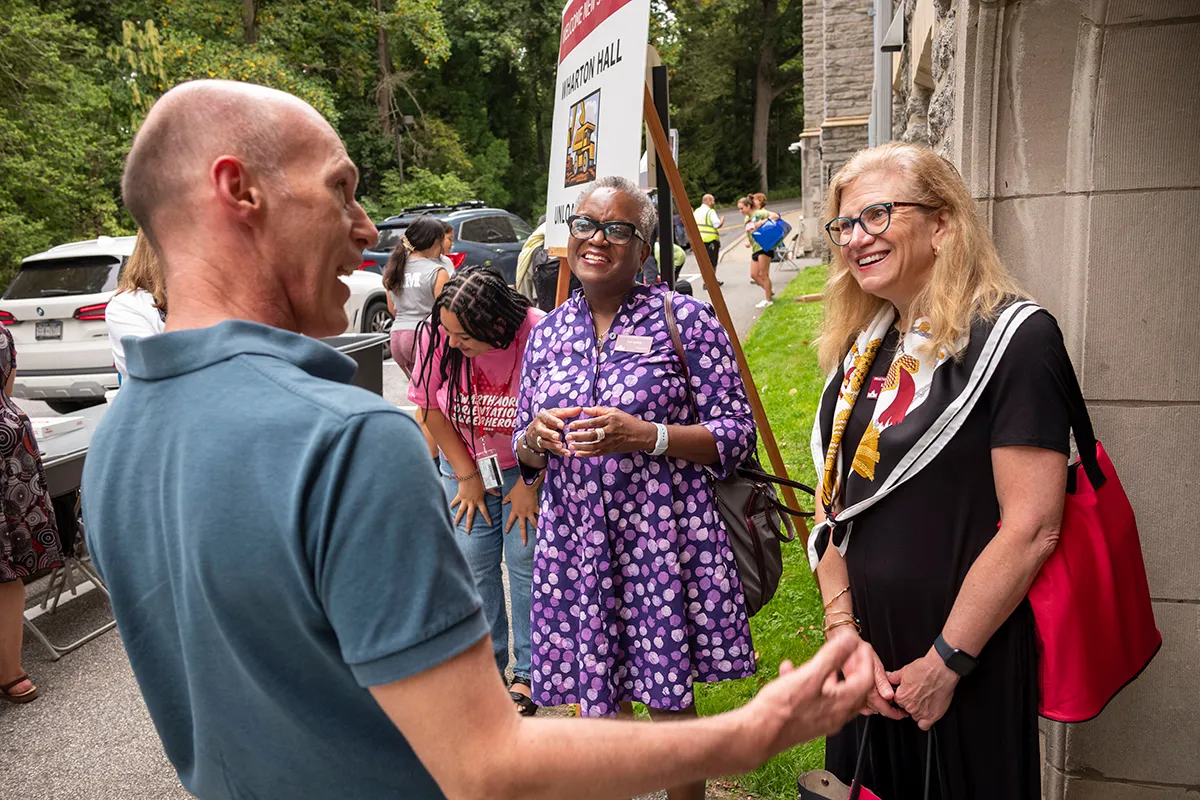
[933,634,978,677]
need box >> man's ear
[211,156,264,222]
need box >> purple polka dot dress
[512,283,757,716]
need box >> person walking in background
[0,326,62,704]
[747,192,780,309]
[408,264,544,716]
[383,216,448,461]
[438,220,456,270]
[813,142,1070,798]
[514,176,757,800]
[83,79,872,800]
[693,193,724,286]
[383,216,449,379]
[107,231,167,380]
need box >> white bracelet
[649,423,669,456]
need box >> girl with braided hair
[407,264,545,716]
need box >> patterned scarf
[808,301,1043,569]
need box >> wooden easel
[550,85,806,519]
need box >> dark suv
[361,201,534,285]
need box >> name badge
[866,375,886,400]
[614,334,653,354]
[476,452,503,490]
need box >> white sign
[545,0,651,250]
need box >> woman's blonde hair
[116,230,167,313]
[817,142,1024,372]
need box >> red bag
[1027,368,1162,722]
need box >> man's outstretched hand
[733,636,874,770]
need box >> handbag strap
[664,291,816,516]
[1057,335,1107,491]
[663,291,696,414]
[847,715,872,800]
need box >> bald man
[82,81,871,800]
[693,193,724,283]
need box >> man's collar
[124,320,357,384]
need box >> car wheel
[46,398,105,415]
[364,299,393,334]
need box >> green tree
[0,0,128,284]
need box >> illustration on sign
[544,0,650,249]
[566,90,600,186]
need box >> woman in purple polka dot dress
[513,177,756,798]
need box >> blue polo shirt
[82,321,486,799]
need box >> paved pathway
[2,213,818,800]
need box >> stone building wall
[799,0,875,253]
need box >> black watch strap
[934,634,978,677]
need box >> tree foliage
[1,0,806,288]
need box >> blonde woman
[810,143,1071,798]
[107,231,166,379]
[745,193,779,308]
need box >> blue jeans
[440,458,534,683]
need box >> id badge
[477,452,502,490]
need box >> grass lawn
[694,264,831,799]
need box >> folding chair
[772,233,804,272]
[22,491,116,661]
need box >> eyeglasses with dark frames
[567,214,645,246]
[825,201,940,247]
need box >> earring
[933,244,940,257]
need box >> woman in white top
[383,216,451,377]
[107,231,166,380]
[384,216,450,461]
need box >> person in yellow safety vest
[693,194,725,286]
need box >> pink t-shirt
[408,306,544,470]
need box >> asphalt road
[4,202,818,800]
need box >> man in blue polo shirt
[83,80,871,799]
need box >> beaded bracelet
[456,468,481,482]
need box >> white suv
[0,236,393,414]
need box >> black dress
[824,311,1073,799]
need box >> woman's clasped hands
[525,406,654,458]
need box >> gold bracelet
[823,610,857,622]
[823,586,851,609]
[822,619,860,634]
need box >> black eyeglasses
[825,201,939,246]
[567,214,644,246]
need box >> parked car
[0,236,392,414]
[360,201,534,285]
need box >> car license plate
[35,321,62,340]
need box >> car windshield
[374,227,409,253]
[3,256,122,299]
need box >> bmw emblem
[36,307,44,316]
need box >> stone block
[1106,0,1200,24]
[1081,190,1200,402]
[992,194,1090,357]
[1066,602,1199,786]
[993,0,1086,197]
[1064,778,1200,799]
[1093,23,1200,191]
[1087,404,1200,602]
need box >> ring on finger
[535,434,544,449]
[594,427,606,442]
